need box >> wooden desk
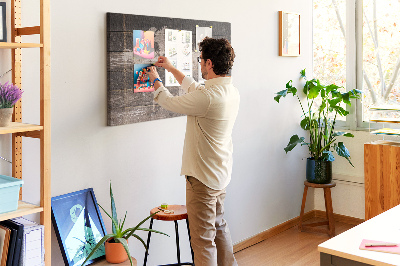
[91,257,137,266]
[318,204,400,265]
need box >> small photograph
[169,75,177,85]
[133,30,155,59]
[168,46,177,57]
[168,30,173,41]
[182,31,191,43]
[134,64,154,93]
[182,43,191,56]
[182,61,190,70]
[167,29,177,42]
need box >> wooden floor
[234,217,354,266]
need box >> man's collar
[204,76,232,87]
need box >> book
[0,220,23,266]
[359,239,400,255]
[0,223,16,266]
[11,217,44,266]
[0,225,11,266]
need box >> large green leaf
[335,142,354,167]
[274,89,288,103]
[284,135,305,153]
[328,97,342,108]
[331,106,349,116]
[341,92,351,105]
[325,84,339,94]
[308,85,321,99]
[349,89,362,99]
[300,117,310,130]
[110,182,118,234]
[321,151,335,162]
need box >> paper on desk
[360,239,400,255]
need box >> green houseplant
[274,69,362,183]
[81,183,168,266]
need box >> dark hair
[199,37,235,75]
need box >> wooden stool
[298,181,336,237]
[143,205,194,266]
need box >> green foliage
[81,182,169,266]
[274,69,362,165]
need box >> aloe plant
[274,69,362,166]
[81,183,168,266]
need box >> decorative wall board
[107,13,231,126]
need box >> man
[144,37,239,266]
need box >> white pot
[0,108,14,127]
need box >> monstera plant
[274,69,362,183]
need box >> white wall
[0,0,315,265]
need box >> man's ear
[206,59,213,69]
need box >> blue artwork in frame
[51,188,107,266]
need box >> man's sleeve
[153,86,210,117]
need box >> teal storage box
[0,175,24,214]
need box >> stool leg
[186,218,194,264]
[324,188,335,237]
[143,218,154,266]
[174,220,182,265]
[298,185,308,231]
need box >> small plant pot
[0,108,13,127]
[105,238,128,264]
[306,158,332,184]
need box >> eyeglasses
[197,57,203,63]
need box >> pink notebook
[359,239,400,255]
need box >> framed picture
[0,2,6,42]
[279,11,300,56]
[51,188,107,266]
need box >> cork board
[107,12,231,126]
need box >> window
[313,0,400,130]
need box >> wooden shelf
[0,122,42,134]
[0,42,43,49]
[0,201,43,222]
[370,118,400,123]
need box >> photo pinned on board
[133,30,155,59]
[134,64,154,93]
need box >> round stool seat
[150,205,188,221]
[304,181,336,188]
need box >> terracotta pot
[105,238,128,264]
[0,108,13,127]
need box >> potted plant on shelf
[0,82,23,127]
[274,69,362,184]
[82,183,168,266]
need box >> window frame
[315,0,400,131]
